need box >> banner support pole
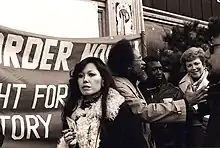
[139,0,146,58]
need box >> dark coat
[111,76,186,148]
[203,81,220,147]
[138,80,183,103]
[100,103,153,148]
[138,80,186,148]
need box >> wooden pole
[139,0,147,57]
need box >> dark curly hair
[62,57,116,129]
[107,39,134,78]
[180,47,207,69]
[142,56,160,71]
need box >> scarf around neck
[179,69,209,93]
[69,88,124,148]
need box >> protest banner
[0,25,141,147]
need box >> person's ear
[101,80,104,87]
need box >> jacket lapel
[114,77,144,100]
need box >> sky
[0,0,99,38]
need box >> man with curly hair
[107,39,208,148]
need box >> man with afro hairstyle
[107,39,207,148]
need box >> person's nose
[155,68,162,73]
[157,70,162,75]
[192,64,196,70]
[141,61,146,69]
[83,75,89,83]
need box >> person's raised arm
[115,81,186,123]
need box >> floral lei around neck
[71,88,124,148]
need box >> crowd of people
[56,17,220,148]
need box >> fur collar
[72,88,125,121]
[57,88,124,148]
[105,88,125,120]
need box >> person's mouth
[156,75,163,79]
[82,86,91,89]
[191,71,199,75]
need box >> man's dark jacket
[138,80,186,148]
[204,76,220,147]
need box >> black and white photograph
[0,0,220,147]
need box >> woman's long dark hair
[107,39,134,78]
[62,57,116,129]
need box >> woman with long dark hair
[57,57,124,148]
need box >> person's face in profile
[77,63,102,97]
[132,47,147,81]
[185,58,205,80]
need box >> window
[92,0,107,37]
[98,5,108,37]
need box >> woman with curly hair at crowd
[179,47,209,94]
[179,47,210,147]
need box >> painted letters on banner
[0,26,141,147]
